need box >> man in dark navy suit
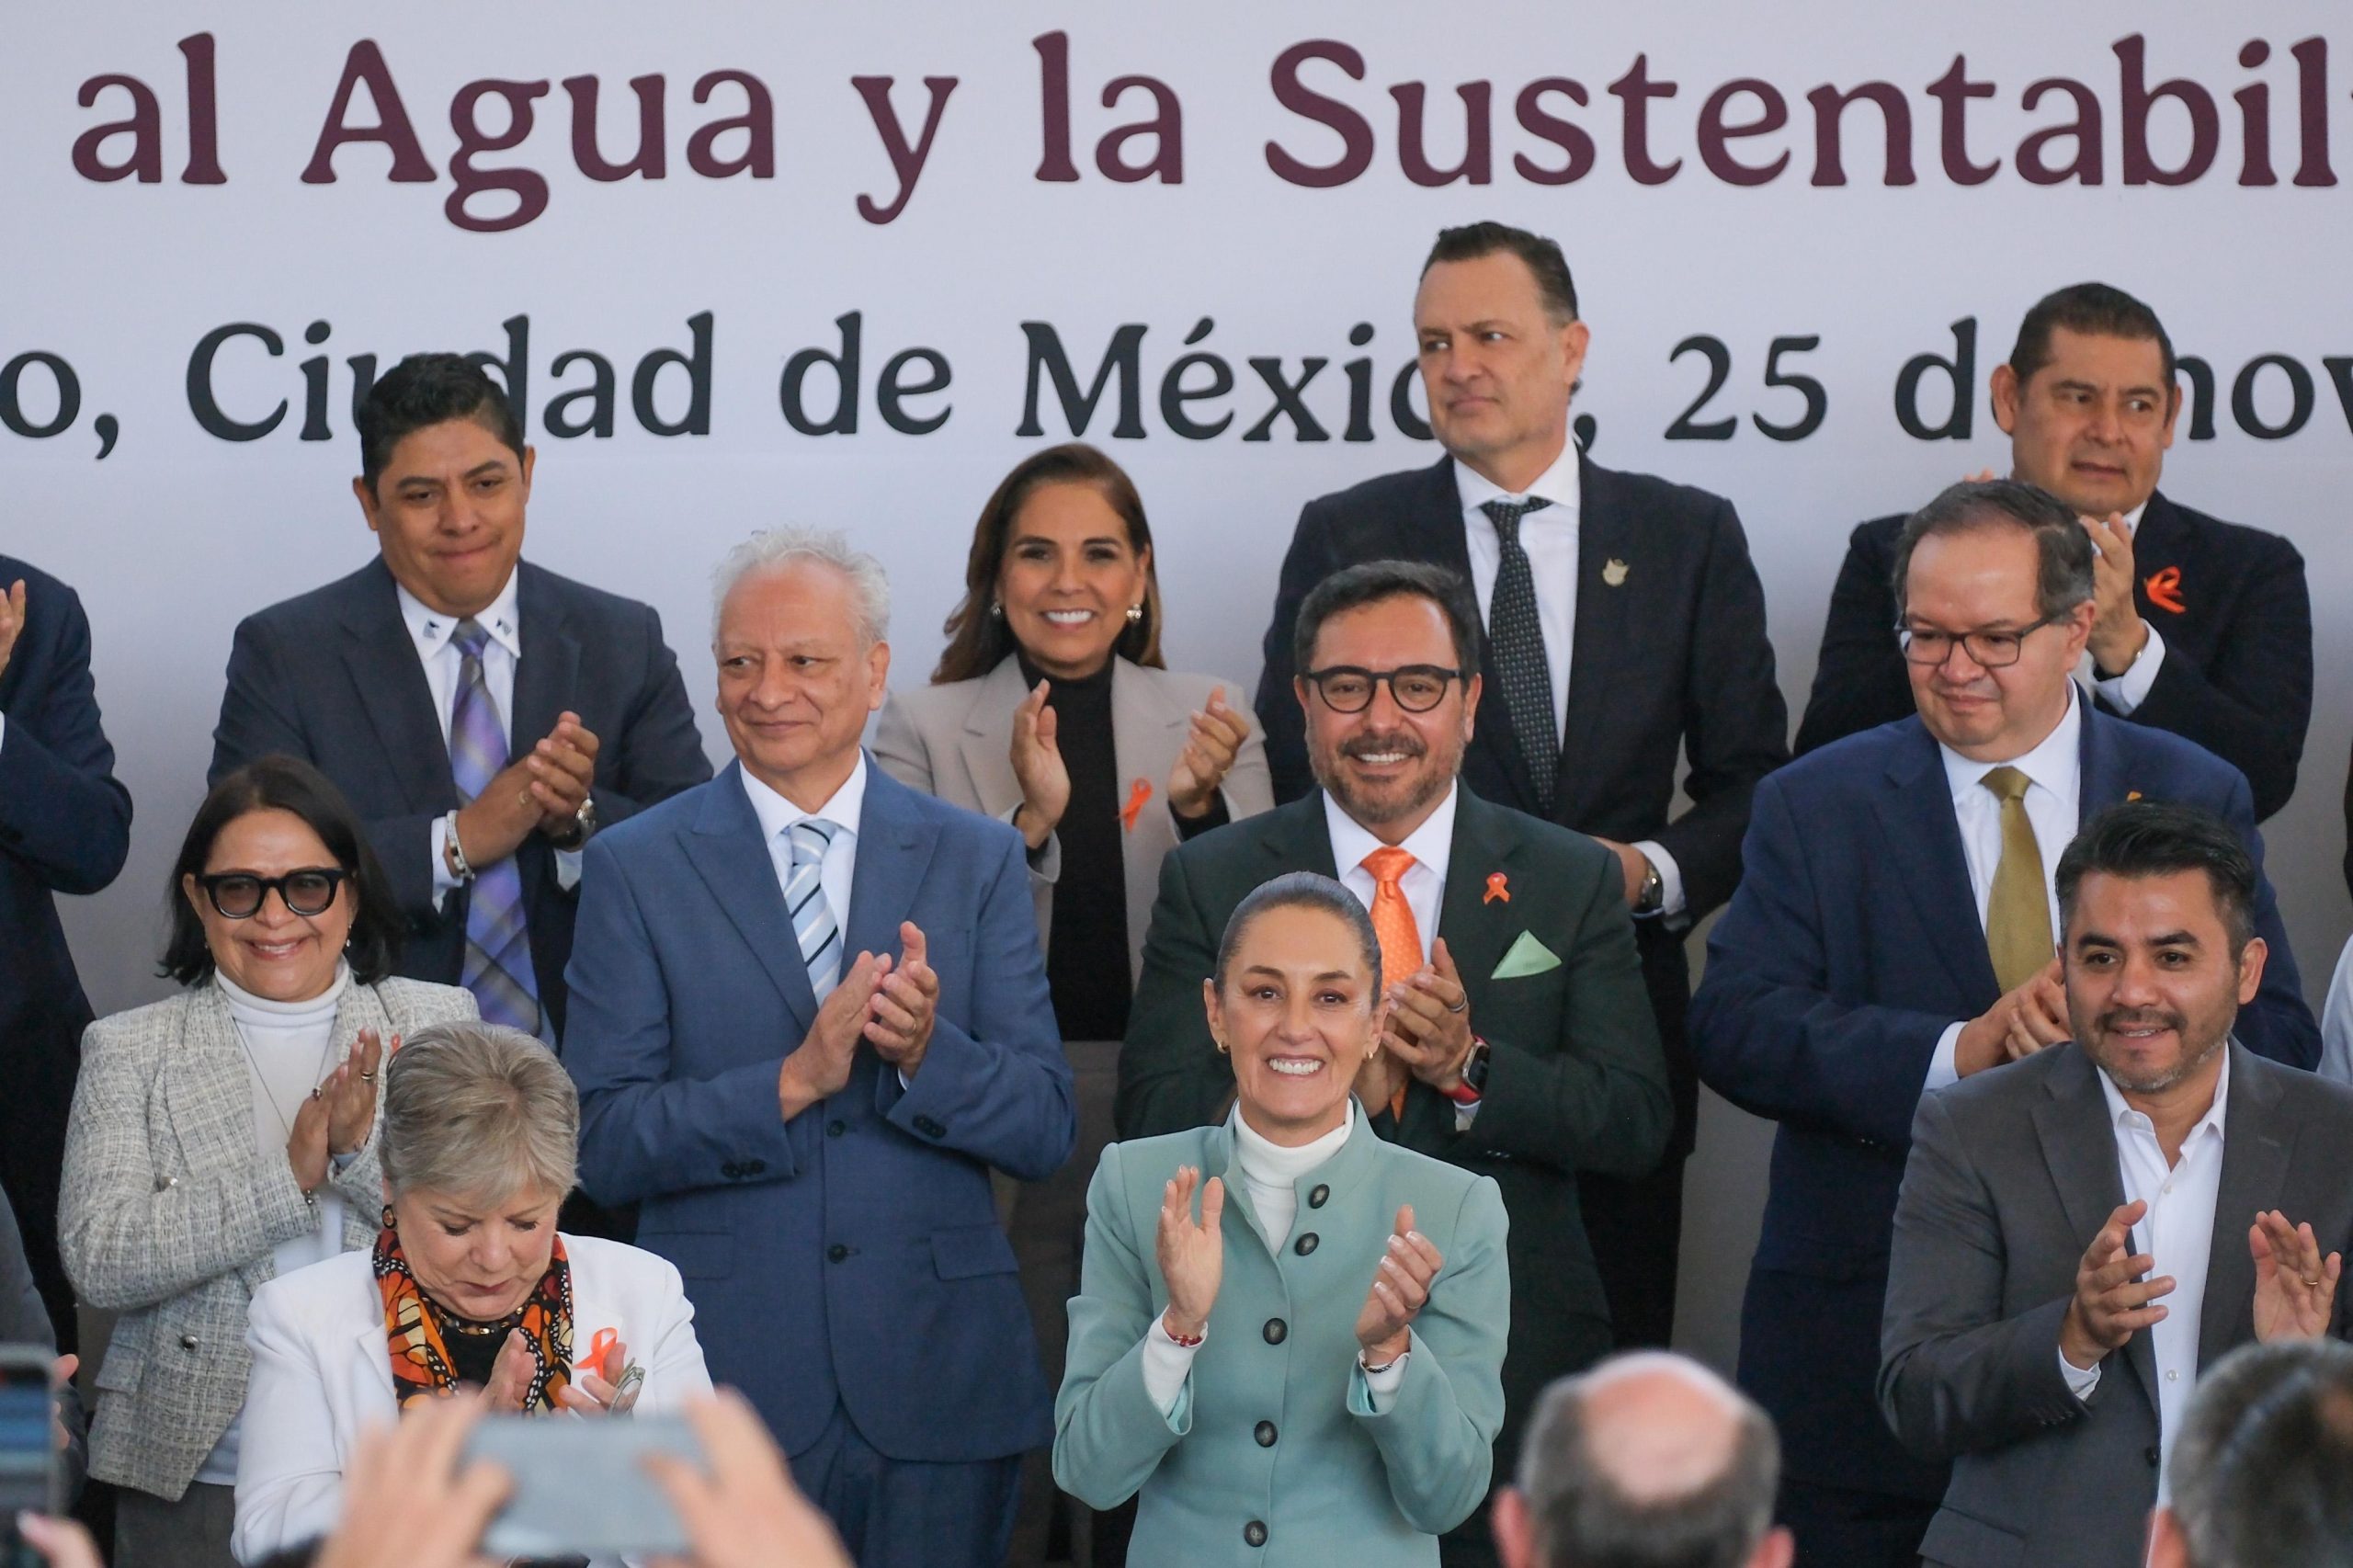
[563,529,1073,1568]
[0,557,131,1355]
[1255,222,1788,1356]
[1796,283,2312,823]
[1691,479,2319,1568]
[211,353,710,1044]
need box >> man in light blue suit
[1689,479,2318,1568]
[563,527,1074,1568]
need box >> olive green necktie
[1981,765,2053,991]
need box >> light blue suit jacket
[563,756,1074,1463]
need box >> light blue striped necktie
[449,619,540,1030]
[786,818,842,998]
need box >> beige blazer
[870,654,1273,983]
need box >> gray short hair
[380,1021,579,1206]
[2170,1338,2353,1568]
[710,526,892,650]
[1518,1352,1779,1568]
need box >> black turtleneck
[1018,653,1131,1042]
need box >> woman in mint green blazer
[1055,872,1509,1565]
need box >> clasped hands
[1155,1166,1445,1367]
[2061,1200,2342,1370]
[452,710,600,867]
[777,921,941,1116]
[1355,937,1477,1112]
[1955,957,2069,1078]
[286,1028,392,1193]
[1008,679,1253,849]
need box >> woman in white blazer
[231,1018,711,1564]
[870,441,1271,1561]
[60,758,477,1568]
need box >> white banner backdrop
[9,1,2350,1364]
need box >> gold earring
[1213,1036,1229,1055]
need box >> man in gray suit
[1880,802,2352,1568]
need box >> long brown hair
[931,443,1166,684]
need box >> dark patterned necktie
[449,619,540,1030]
[1482,497,1558,815]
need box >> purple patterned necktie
[449,619,540,1030]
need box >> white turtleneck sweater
[193,963,357,1484]
[1140,1103,1405,1416]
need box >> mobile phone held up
[459,1414,703,1559]
[0,1346,61,1568]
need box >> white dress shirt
[740,753,868,1002]
[1452,453,1685,917]
[399,573,585,901]
[2059,1050,2230,1505]
[1925,684,2085,1091]
[2083,501,2166,716]
[2318,932,2353,1084]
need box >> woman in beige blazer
[870,441,1270,1562]
[58,757,474,1568]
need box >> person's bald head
[1494,1353,1793,1568]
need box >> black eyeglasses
[1301,665,1464,714]
[195,868,349,919]
[1894,615,2063,669]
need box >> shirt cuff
[1142,1314,1203,1418]
[1926,1021,1965,1092]
[1173,794,1233,842]
[2060,1345,2102,1402]
[429,814,461,908]
[1633,841,1686,921]
[2093,622,2165,715]
[0,712,8,750]
[1361,1350,1409,1411]
[556,846,584,892]
[1452,1097,1480,1133]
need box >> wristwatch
[1441,1039,1491,1107]
[1633,857,1665,916]
[547,795,597,851]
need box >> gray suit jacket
[58,976,475,1499]
[1881,1042,2353,1568]
[870,654,1272,983]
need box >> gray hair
[1517,1352,1779,1568]
[380,1021,579,1206]
[2170,1338,2353,1568]
[710,525,892,651]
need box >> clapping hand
[2250,1209,2342,1343]
[557,1335,626,1416]
[2004,960,2071,1063]
[325,1029,390,1156]
[483,1328,538,1413]
[1156,1165,1224,1340]
[779,952,886,1117]
[314,1390,510,1568]
[1355,1205,1443,1365]
[2080,514,2148,675]
[1166,687,1251,819]
[864,923,939,1077]
[287,1074,333,1194]
[1008,680,1069,849]
[2060,1200,2172,1369]
[0,578,24,681]
[1381,938,1475,1090]
[526,712,600,838]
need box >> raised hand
[642,1390,853,1568]
[1156,1165,1225,1339]
[0,578,25,681]
[779,952,886,1118]
[324,1028,389,1156]
[1008,680,1070,849]
[287,1078,332,1193]
[1355,1205,1443,1363]
[1957,957,2067,1077]
[483,1327,537,1412]
[1381,937,1475,1089]
[315,1389,512,1568]
[2250,1209,2343,1343]
[866,922,939,1076]
[527,711,600,837]
[2080,514,2148,675]
[1166,687,1252,819]
[2060,1200,2172,1369]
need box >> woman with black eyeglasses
[57,755,475,1568]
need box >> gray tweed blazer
[59,976,475,1500]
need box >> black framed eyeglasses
[1894,615,2063,669]
[195,868,349,919]
[1301,664,1464,714]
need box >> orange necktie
[1362,846,1423,1119]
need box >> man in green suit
[1118,559,1671,1567]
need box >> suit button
[1294,1233,1319,1256]
[1254,1420,1277,1448]
[828,1244,850,1263]
[745,1160,767,1175]
[915,1116,946,1139]
[721,1162,742,1179]
[1307,1184,1328,1209]
[826,1120,847,1138]
[1262,1318,1287,1345]
[178,1335,199,1350]
[1244,1520,1267,1548]
[2146,1445,2162,1468]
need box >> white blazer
[231,1233,713,1565]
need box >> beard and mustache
[2083,1005,2229,1094]
[1313,727,1459,823]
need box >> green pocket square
[1491,931,1563,979]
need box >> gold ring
[517,788,533,809]
[2304,1276,2324,1288]
[358,1072,375,1082]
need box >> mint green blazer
[1054,1111,1509,1566]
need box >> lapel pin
[2127,790,2143,802]
[1120,778,1152,832]
[1602,559,1630,587]
[1484,872,1510,904]
[2143,565,2186,615]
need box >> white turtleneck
[1139,1103,1405,1417]
[195,963,358,1485]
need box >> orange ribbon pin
[1120,778,1153,832]
[1483,872,1510,904]
[586,1326,623,1381]
[2143,565,2186,615]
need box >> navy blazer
[1795,491,2313,821]
[562,758,1075,1463]
[0,555,131,1043]
[210,558,710,1038]
[1688,702,2318,1504]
